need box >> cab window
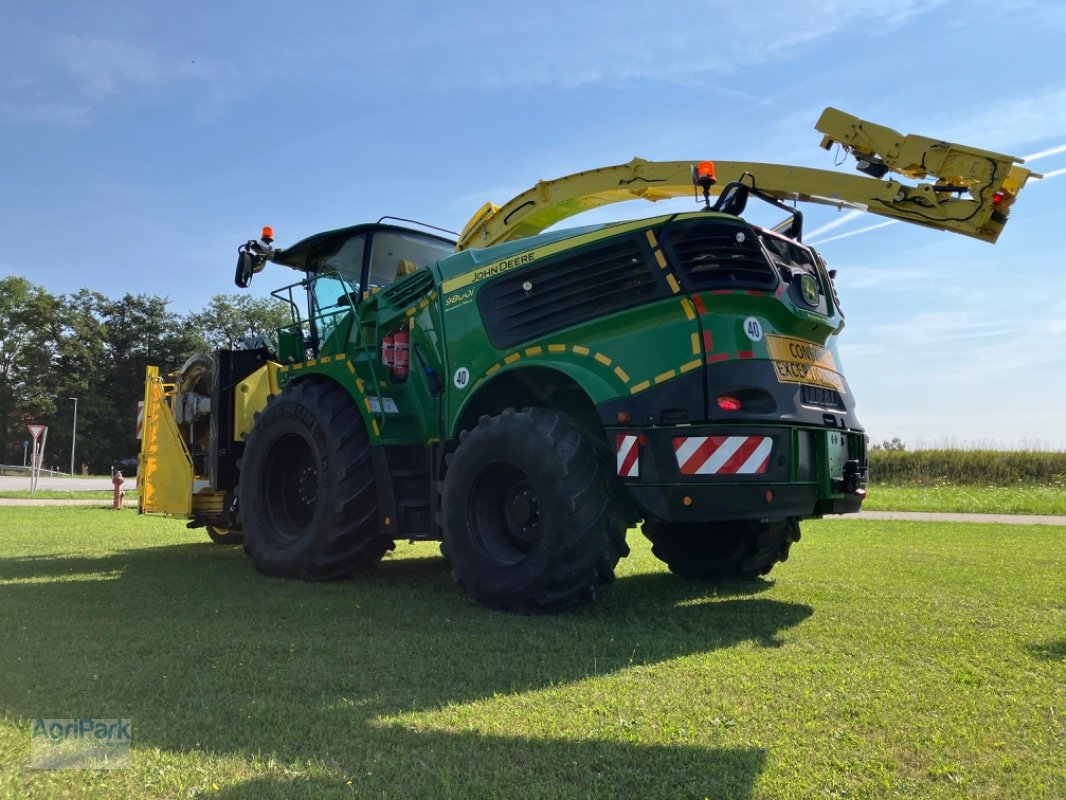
[367,231,454,291]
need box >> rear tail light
[717,395,742,411]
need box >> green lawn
[0,508,1062,799]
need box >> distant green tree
[2,283,292,471]
[0,277,61,463]
[869,437,907,452]
[186,294,290,351]
[82,293,198,470]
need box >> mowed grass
[0,509,1062,799]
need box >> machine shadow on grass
[0,540,806,798]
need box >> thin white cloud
[53,34,163,98]
[805,209,866,239]
[1022,143,1066,161]
[808,220,897,245]
[0,100,89,125]
[933,88,1066,154]
[285,0,949,94]
[0,20,214,123]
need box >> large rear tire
[441,408,629,612]
[642,519,800,580]
[239,380,393,580]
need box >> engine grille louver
[663,222,777,290]
[479,238,662,349]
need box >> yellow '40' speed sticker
[764,335,845,393]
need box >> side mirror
[714,184,749,216]
[235,250,257,288]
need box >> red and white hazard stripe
[616,433,640,478]
[673,435,773,475]
[136,401,145,440]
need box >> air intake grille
[663,220,776,290]
[479,238,661,349]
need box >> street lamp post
[69,397,78,477]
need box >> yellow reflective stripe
[680,298,695,321]
[614,365,630,382]
[594,352,611,366]
[680,359,701,373]
[666,274,681,294]
[487,363,501,375]
[524,346,543,356]
[548,344,567,353]
[645,230,658,248]
[690,332,701,355]
[655,369,676,384]
[504,353,521,365]
[572,345,590,355]
[630,380,651,394]
[654,250,667,269]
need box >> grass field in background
[863,485,1066,515]
[868,449,1066,486]
[0,508,1062,799]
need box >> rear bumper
[611,423,867,523]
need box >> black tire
[441,407,629,612]
[206,525,244,546]
[239,380,393,580]
[642,518,801,581]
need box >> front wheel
[239,380,393,580]
[206,525,243,546]
[441,408,629,612]
[642,519,800,581]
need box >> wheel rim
[261,431,318,544]
[468,461,541,566]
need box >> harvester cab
[138,107,1036,611]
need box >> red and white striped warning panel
[136,401,145,440]
[673,435,773,475]
[616,433,640,478]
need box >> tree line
[0,276,290,474]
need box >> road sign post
[27,424,47,494]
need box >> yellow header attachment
[457,107,1036,250]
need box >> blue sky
[2,1,1064,448]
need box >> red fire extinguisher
[392,328,409,382]
[381,333,395,369]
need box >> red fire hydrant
[112,471,125,510]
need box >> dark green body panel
[272,211,867,536]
